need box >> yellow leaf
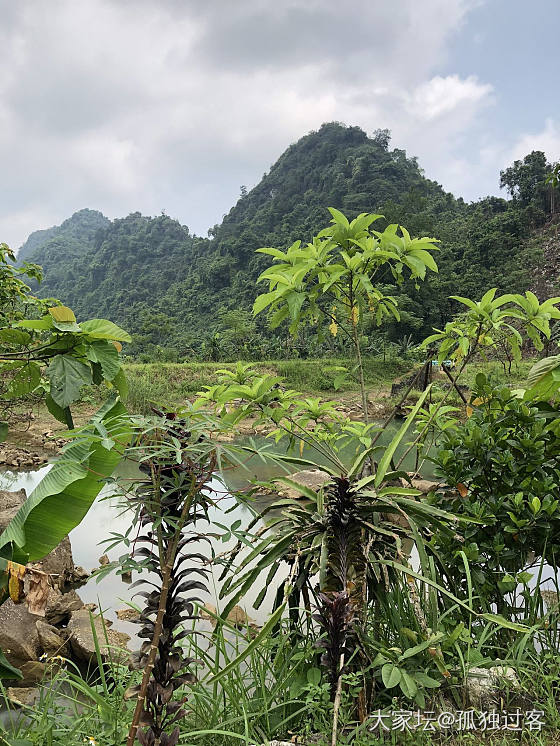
[456,483,468,497]
[48,306,76,323]
[329,321,338,337]
[350,306,359,325]
[466,405,473,417]
[7,560,26,604]
[299,440,304,457]
[112,341,122,352]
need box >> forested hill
[17,208,109,264]
[16,123,556,359]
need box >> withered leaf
[25,569,49,616]
[7,561,26,604]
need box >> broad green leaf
[1,362,41,399]
[253,291,278,316]
[47,355,92,408]
[45,393,68,425]
[16,316,54,331]
[327,207,350,227]
[0,648,23,680]
[399,671,418,698]
[527,355,560,388]
[86,340,120,381]
[0,399,130,562]
[48,306,76,323]
[112,368,129,401]
[0,328,31,345]
[381,663,401,688]
[79,318,132,343]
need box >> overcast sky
[1,0,559,249]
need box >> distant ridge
[15,123,550,357]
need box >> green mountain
[16,123,554,359]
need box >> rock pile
[0,488,131,700]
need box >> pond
[0,421,429,636]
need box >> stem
[126,455,215,746]
[331,651,345,746]
[63,406,74,430]
[348,276,369,426]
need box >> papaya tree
[253,208,439,423]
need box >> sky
[1,0,559,249]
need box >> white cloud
[508,119,560,164]
[0,0,491,248]
[409,75,493,121]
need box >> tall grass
[120,357,412,414]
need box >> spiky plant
[125,410,217,746]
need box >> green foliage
[431,377,560,607]
[15,125,557,358]
[1,245,131,428]
[423,289,560,363]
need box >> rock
[0,488,27,528]
[36,620,67,657]
[73,566,90,583]
[116,607,140,622]
[45,588,84,626]
[0,599,41,668]
[18,661,46,686]
[67,608,131,664]
[401,476,441,493]
[98,554,110,566]
[466,666,519,708]
[200,603,258,631]
[0,489,79,590]
[6,687,40,707]
[35,536,76,590]
[280,469,331,500]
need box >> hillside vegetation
[17,123,558,358]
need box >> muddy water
[0,424,431,636]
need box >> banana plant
[0,397,132,679]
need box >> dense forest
[16,123,558,359]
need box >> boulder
[0,599,41,667]
[6,686,40,708]
[0,488,27,527]
[116,607,141,622]
[466,666,519,709]
[36,619,68,657]
[18,660,46,686]
[67,608,131,664]
[280,469,331,499]
[45,588,84,626]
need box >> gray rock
[279,469,331,499]
[6,686,40,707]
[0,489,27,528]
[466,666,519,708]
[45,588,83,626]
[0,599,41,667]
[36,619,67,657]
[67,608,131,664]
